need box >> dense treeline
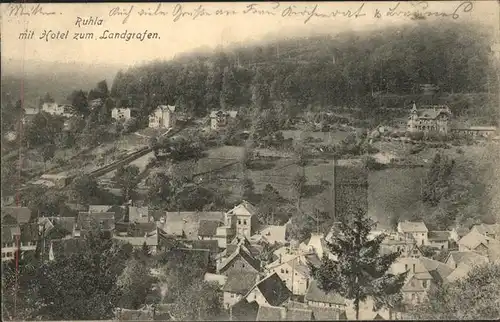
[110,21,496,119]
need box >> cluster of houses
[370,103,498,142]
[3,198,499,320]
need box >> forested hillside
[1,60,121,108]
[110,21,497,120]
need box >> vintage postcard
[1,1,500,321]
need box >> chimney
[279,254,282,264]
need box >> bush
[363,156,386,170]
[407,131,425,141]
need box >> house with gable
[222,270,261,309]
[419,257,454,285]
[111,107,134,121]
[217,244,261,276]
[265,252,315,296]
[230,299,260,321]
[397,221,429,246]
[407,103,451,134]
[245,272,292,307]
[75,211,115,238]
[210,110,238,130]
[389,257,433,305]
[2,207,32,225]
[1,223,39,261]
[304,280,346,310]
[149,105,176,129]
[427,231,451,250]
[88,205,127,223]
[224,200,259,239]
[113,229,160,254]
[470,223,500,241]
[458,229,499,257]
[444,250,489,270]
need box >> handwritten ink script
[105,1,474,24]
[7,1,475,43]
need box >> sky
[1,1,499,68]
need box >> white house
[265,254,312,296]
[149,105,176,129]
[397,221,429,246]
[245,273,291,307]
[111,107,132,121]
[42,102,73,117]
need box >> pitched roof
[398,221,428,233]
[419,257,454,283]
[223,271,259,295]
[127,222,157,237]
[254,273,291,306]
[446,262,475,283]
[190,239,219,253]
[473,223,500,237]
[447,251,489,267]
[77,212,115,230]
[305,280,346,305]
[51,217,76,234]
[416,107,450,119]
[458,230,491,250]
[257,305,283,321]
[428,231,450,241]
[2,207,32,224]
[160,211,224,239]
[256,225,287,244]
[114,231,158,246]
[217,245,261,273]
[231,299,259,321]
[88,205,126,222]
[227,200,257,217]
[158,105,176,113]
[198,220,221,237]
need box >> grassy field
[282,130,351,145]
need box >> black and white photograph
[1,1,500,320]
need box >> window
[238,220,241,225]
[423,280,428,288]
[242,264,245,268]
[421,240,424,245]
[441,245,444,249]
[230,294,234,298]
[1,253,5,258]
[243,220,247,225]
[281,269,285,273]
[413,264,416,273]
[405,264,408,271]
[286,269,289,274]
[411,294,415,301]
